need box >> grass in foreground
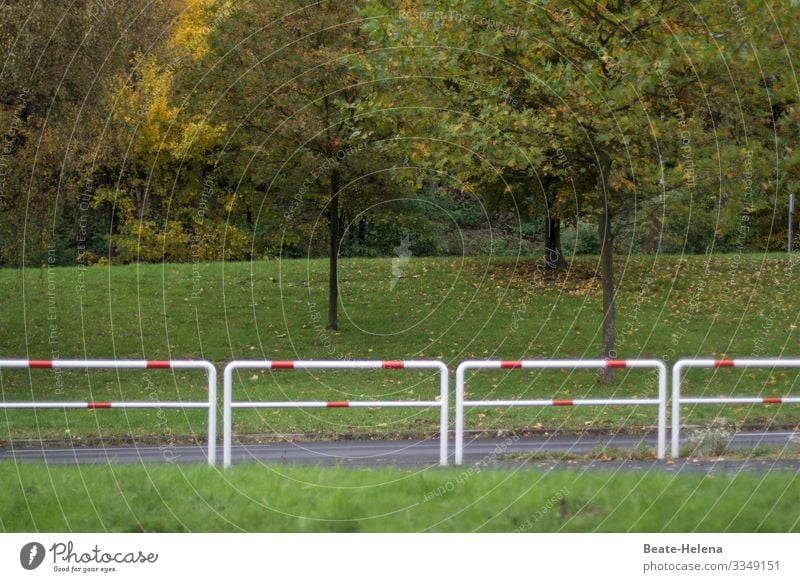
[1,462,798,532]
[2,254,800,442]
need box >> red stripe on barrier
[715,360,735,367]
[87,402,112,409]
[147,361,171,369]
[763,397,783,404]
[552,400,574,406]
[382,361,404,369]
[28,360,53,368]
[607,360,627,368]
[271,361,295,369]
[501,361,522,368]
[326,402,349,408]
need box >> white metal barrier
[455,359,667,464]
[0,359,217,466]
[8,356,795,466]
[671,358,800,457]
[223,360,448,468]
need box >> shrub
[562,221,600,255]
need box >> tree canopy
[1,0,798,350]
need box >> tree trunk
[598,153,616,383]
[327,170,341,330]
[544,216,567,270]
[358,219,367,244]
[135,189,146,218]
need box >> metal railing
[455,359,667,464]
[6,355,796,466]
[0,359,217,466]
[671,358,800,457]
[223,360,448,468]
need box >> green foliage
[1,0,798,268]
[359,0,800,261]
[562,222,600,256]
[0,0,180,265]
[339,204,441,257]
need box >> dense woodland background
[2,0,798,266]
[2,0,799,344]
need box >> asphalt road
[1,430,798,471]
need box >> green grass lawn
[0,462,797,532]
[1,253,799,445]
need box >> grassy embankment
[1,253,799,447]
